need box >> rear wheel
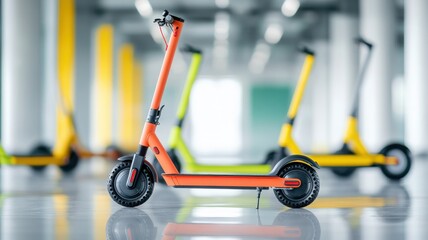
[108,161,155,207]
[153,150,181,184]
[330,145,356,178]
[330,167,356,177]
[274,162,320,208]
[30,145,51,172]
[59,149,80,173]
[380,144,412,180]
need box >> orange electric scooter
[107,10,320,209]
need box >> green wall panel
[250,85,292,156]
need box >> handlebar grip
[355,37,373,49]
[165,15,174,24]
[299,47,315,56]
[181,45,202,54]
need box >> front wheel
[379,144,412,180]
[274,163,320,208]
[108,161,155,207]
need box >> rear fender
[269,154,319,176]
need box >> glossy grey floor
[0,158,427,240]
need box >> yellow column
[54,0,75,155]
[118,44,142,152]
[92,24,114,149]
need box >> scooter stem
[150,21,185,110]
[286,49,315,122]
[350,38,373,118]
[139,15,184,148]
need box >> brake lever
[154,19,165,27]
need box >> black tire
[59,149,80,173]
[330,167,356,177]
[107,161,155,207]
[106,208,156,240]
[153,150,181,184]
[29,144,51,172]
[379,144,412,180]
[274,162,320,208]
[263,149,276,164]
[273,209,321,240]
[330,145,357,178]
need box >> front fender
[269,154,319,176]
[117,154,158,182]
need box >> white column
[2,0,43,152]
[311,40,330,152]
[41,0,58,147]
[360,0,395,151]
[328,13,359,150]
[404,0,428,155]
[75,7,94,147]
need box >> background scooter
[264,38,411,180]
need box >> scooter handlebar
[154,10,185,26]
[355,37,373,49]
[181,44,202,54]
[299,47,315,56]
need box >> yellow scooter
[0,98,121,173]
[265,38,411,180]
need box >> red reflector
[284,179,301,188]
[130,168,137,183]
[153,147,160,154]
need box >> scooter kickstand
[256,187,262,209]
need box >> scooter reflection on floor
[171,183,410,222]
[106,208,320,240]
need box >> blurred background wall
[2,0,427,164]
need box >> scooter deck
[185,163,271,174]
[10,155,63,165]
[308,154,397,167]
[163,174,301,189]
